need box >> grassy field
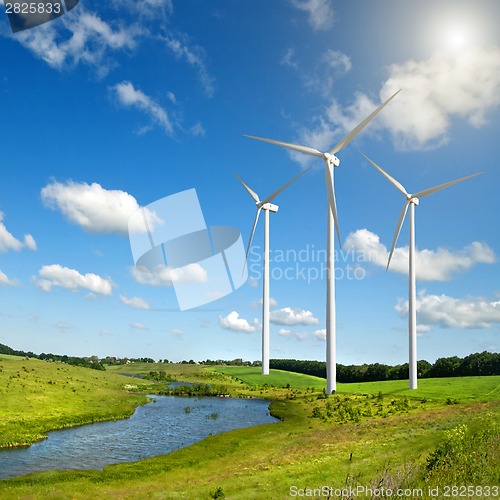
[106,361,204,378]
[213,366,500,402]
[212,366,326,389]
[0,354,150,448]
[0,359,498,498]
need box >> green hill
[0,354,149,448]
[213,365,500,402]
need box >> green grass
[1,394,497,498]
[213,365,500,402]
[0,354,150,448]
[337,375,500,401]
[0,360,498,499]
[212,366,326,389]
[106,361,204,377]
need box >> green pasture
[212,366,326,389]
[213,365,500,401]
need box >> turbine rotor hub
[261,202,279,212]
[324,152,340,167]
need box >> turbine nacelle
[259,202,279,212]
[233,168,309,265]
[409,196,419,206]
[323,152,340,167]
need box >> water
[0,396,278,480]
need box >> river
[0,395,278,480]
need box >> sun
[443,26,470,49]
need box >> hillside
[0,354,149,448]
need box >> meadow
[0,357,498,499]
[213,366,500,402]
[0,354,150,448]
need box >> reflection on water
[0,396,277,480]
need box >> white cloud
[380,47,500,150]
[344,229,495,281]
[316,47,500,152]
[288,45,500,161]
[189,122,206,137]
[199,318,211,328]
[251,297,278,309]
[115,0,173,19]
[166,91,177,103]
[396,292,500,330]
[280,328,325,341]
[119,294,151,310]
[0,270,19,287]
[285,49,351,99]
[281,48,298,69]
[219,311,258,333]
[165,35,215,97]
[112,81,174,135]
[130,322,148,330]
[270,307,320,326]
[291,0,334,31]
[56,321,71,330]
[23,234,37,251]
[13,7,140,76]
[131,263,208,286]
[278,328,312,341]
[248,277,259,288]
[170,327,183,336]
[0,212,37,253]
[41,180,159,234]
[34,264,113,295]
[313,328,326,341]
[323,49,352,74]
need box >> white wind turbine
[234,169,309,375]
[245,90,400,393]
[359,151,483,389]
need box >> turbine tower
[245,90,400,393]
[234,169,308,375]
[360,151,482,389]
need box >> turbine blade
[244,134,324,158]
[260,168,310,206]
[414,172,483,199]
[324,165,341,247]
[387,201,409,270]
[359,150,409,196]
[232,170,260,203]
[243,208,262,273]
[329,89,401,155]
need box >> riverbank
[0,355,150,448]
[0,394,278,480]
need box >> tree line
[270,351,500,382]
[0,343,105,371]
[2,341,497,380]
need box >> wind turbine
[234,169,309,375]
[245,90,400,393]
[359,151,483,389]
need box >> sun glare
[442,25,473,49]
[445,28,468,48]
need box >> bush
[425,414,499,485]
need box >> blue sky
[0,0,499,365]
